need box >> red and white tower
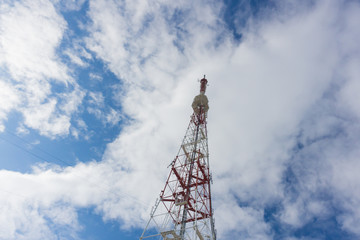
[140,76,216,240]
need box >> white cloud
[0,0,86,137]
[0,79,21,131]
[60,85,86,115]
[64,49,88,67]
[16,124,30,135]
[0,0,68,83]
[0,168,81,240]
[1,0,360,239]
[210,0,342,201]
[22,98,71,137]
[89,72,102,82]
[214,194,272,239]
[85,0,360,238]
[63,41,93,67]
[86,91,124,126]
[88,91,104,107]
[105,108,123,126]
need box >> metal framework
[140,76,216,240]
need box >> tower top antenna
[200,75,208,94]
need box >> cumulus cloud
[86,0,360,238]
[0,0,68,82]
[1,0,360,239]
[0,0,85,137]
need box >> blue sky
[1,0,360,239]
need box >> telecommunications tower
[140,76,216,240]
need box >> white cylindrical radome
[192,93,209,114]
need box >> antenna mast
[140,76,216,240]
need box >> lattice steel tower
[140,76,216,240]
